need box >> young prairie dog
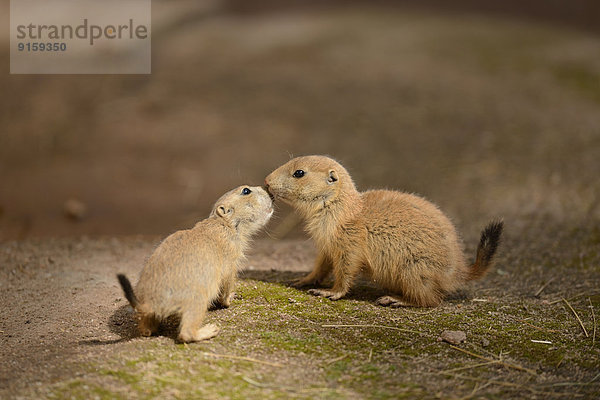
[117,185,273,342]
[265,155,503,307]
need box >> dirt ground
[1,1,599,399]
[1,224,599,398]
[0,237,307,397]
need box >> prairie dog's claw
[308,289,344,301]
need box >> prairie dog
[265,155,503,307]
[117,185,273,342]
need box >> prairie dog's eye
[242,187,252,195]
[293,170,305,178]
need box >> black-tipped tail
[468,220,504,281]
[117,274,139,309]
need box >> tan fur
[265,155,502,307]
[118,185,273,342]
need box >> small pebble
[438,330,467,345]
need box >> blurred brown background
[1,0,599,240]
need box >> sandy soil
[1,222,599,398]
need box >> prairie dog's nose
[263,182,275,201]
[264,173,274,185]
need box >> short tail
[468,220,504,281]
[117,274,139,309]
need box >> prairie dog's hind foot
[376,295,441,308]
[308,288,346,300]
[212,292,236,309]
[375,295,415,308]
[178,323,220,343]
[139,313,160,337]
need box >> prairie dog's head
[264,155,358,217]
[210,185,273,236]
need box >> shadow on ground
[240,269,471,304]
[79,305,186,345]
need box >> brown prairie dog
[265,155,503,307]
[117,185,273,342]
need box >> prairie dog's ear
[327,170,338,184]
[216,205,233,218]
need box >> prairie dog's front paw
[292,276,318,288]
[308,289,345,301]
[179,323,220,343]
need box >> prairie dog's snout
[258,187,275,223]
[244,185,274,224]
[254,186,273,210]
[211,185,273,234]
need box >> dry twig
[326,354,348,365]
[548,291,600,305]
[589,297,596,345]
[200,352,282,367]
[449,345,537,375]
[242,376,269,388]
[545,372,600,387]
[458,381,492,400]
[516,318,559,333]
[242,376,339,395]
[534,277,555,297]
[442,372,584,397]
[439,360,499,374]
[562,298,589,337]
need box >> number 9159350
[18,42,67,52]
